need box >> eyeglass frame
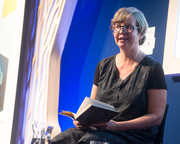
[110,24,139,34]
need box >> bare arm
[92,89,167,131]
[90,84,98,99]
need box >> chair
[155,104,169,144]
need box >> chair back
[155,104,169,144]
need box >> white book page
[76,97,116,116]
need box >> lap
[51,127,154,144]
[80,128,154,144]
[51,128,86,144]
[79,128,131,144]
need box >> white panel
[140,27,156,55]
[174,1,180,58]
[0,0,26,144]
[23,0,78,143]
[163,0,180,75]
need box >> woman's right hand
[73,120,91,130]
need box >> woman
[52,7,167,144]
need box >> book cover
[59,97,118,124]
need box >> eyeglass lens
[112,24,134,33]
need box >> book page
[59,110,75,119]
[76,97,116,118]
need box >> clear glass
[31,122,53,144]
[31,138,51,144]
[90,141,109,144]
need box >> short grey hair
[111,7,148,45]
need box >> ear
[139,34,144,40]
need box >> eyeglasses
[110,24,139,34]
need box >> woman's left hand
[73,120,91,130]
[91,120,119,131]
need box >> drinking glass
[31,121,53,144]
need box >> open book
[59,97,118,124]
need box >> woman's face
[113,16,142,50]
